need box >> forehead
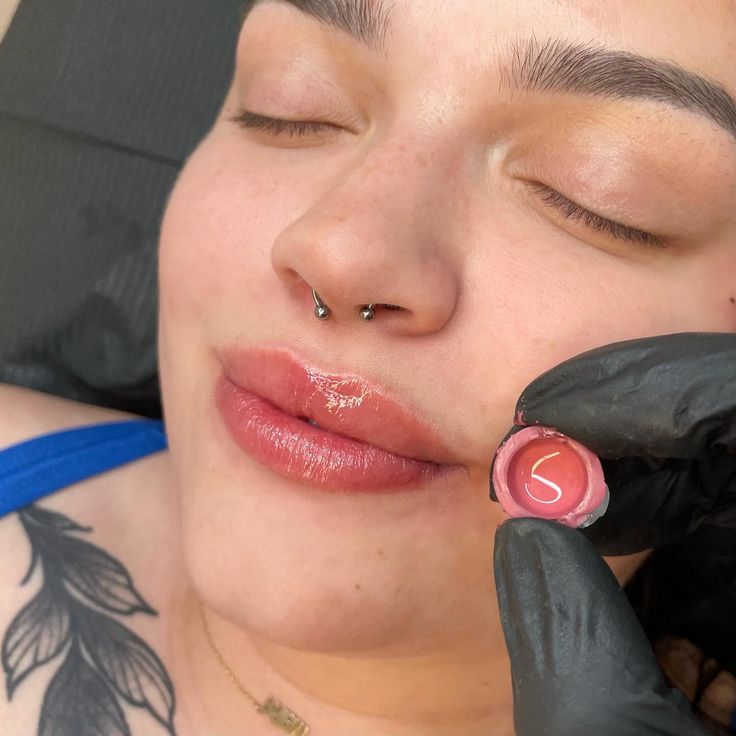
[251,0,736,92]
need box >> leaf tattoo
[3,577,70,697]
[1,505,177,735]
[55,534,156,616]
[40,644,130,736]
[75,604,175,730]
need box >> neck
[170,587,514,736]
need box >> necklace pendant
[258,696,311,735]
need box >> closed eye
[229,109,340,139]
[230,110,669,249]
[529,183,668,248]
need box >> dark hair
[625,525,736,735]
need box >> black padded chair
[0,0,245,418]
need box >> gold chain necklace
[199,602,312,735]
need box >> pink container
[492,426,609,529]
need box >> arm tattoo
[1,505,177,735]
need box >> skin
[4,1,731,735]
[0,0,22,44]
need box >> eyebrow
[503,37,736,141]
[244,1,736,141]
[247,0,394,52]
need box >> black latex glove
[494,517,708,736]
[490,332,736,735]
[492,332,736,555]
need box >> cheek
[691,245,736,331]
[466,244,636,381]
[159,148,248,325]
[461,215,735,444]
[158,129,322,330]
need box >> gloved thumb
[493,517,707,736]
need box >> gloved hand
[490,332,736,736]
[494,518,709,736]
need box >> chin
[175,456,497,656]
[181,514,446,654]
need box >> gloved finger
[514,332,736,460]
[494,518,707,736]
[581,455,736,554]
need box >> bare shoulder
[0,382,172,550]
[0,381,177,573]
[0,384,182,735]
[0,382,146,447]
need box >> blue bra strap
[0,420,168,518]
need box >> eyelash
[530,183,665,247]
[230,109,665,248]
[230,109,337,138]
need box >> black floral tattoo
[2,505,177,735]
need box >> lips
[217,346,459,465]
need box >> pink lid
[492,426,609,528]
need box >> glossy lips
[214,347,461,492]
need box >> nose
[271,143,460,337]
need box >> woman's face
[158,0,736,655]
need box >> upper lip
[217,345,460,465]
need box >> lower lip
[214,375,450,492]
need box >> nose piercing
[312,288,331,320]
[312,288,375,321]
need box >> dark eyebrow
[245,0,394,53]
[501,37,736,141]
[240,5,736,141]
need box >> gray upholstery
[0,0,245,417]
